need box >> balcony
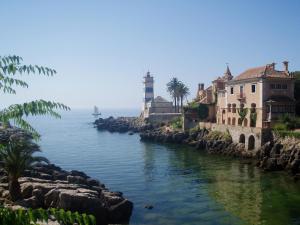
[237,92,246,101]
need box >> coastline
[93,116,300,180]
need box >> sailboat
[92,106,101,116]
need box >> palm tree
[0,137,49,201]
[177,83,190,112]
[167,78,180,112]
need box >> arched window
[227,117,231,125]
[244,118,248,127]
[251,103,256,113]
[222,109,226,124]
[248,135,255,150]
[232,104,237,113]
[228,104,231,112]
[232,117,236,125]
[239,134,245,144]
[238,118,242,126]
[250,103,257,127]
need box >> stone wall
[198,122,272,150]
[147,113,181,124]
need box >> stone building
[215,61,295,150]
[142,72,180,123]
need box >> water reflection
[141,142,300,225]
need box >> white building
[142,72,180,122]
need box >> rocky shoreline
[140,128,300,179]
[94,116,153,133]
[0,163,133,225]
[0,127,133,225]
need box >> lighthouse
[143,71,154,111]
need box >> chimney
[198,83,204,91]
[271,62,276,70]
[283,61,289,73]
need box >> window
[270,84,288,89]
[251,84,256,93]
[230,87,234,94]
[232,104,237,113]
[228,104,231,112]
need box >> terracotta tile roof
[234,65,289,81]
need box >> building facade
[216,62,295,129]
[189,62,295,150]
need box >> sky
[0,0,300,110]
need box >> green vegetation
[0,207,96,225]
[274,130,300,139]
[0,55,69,202]
[250,112,257,127]
[0,138,48,201]
[167,78,189,113]
[273,114,300,139]
[0,55,70,139]
[170,117,183,130]
[185,102,209,120]
[204,130,232,142]
[197,104,209,120]
[189,125,200,134]
[237,108,248,123]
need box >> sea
[27,109,300,225]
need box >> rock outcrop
[94,116,153,133]
[0,163,133,225]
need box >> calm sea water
[28,109,300,225]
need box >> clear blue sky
[0,0,299,110]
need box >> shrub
[277,114,300,130]
[189,125,200,134]
[273,123,288,131]
[275,130,300,139]
[204,130,232,142]
[170,117,183,129]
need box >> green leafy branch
[250,112,257,127]
[0,207,96,225]
[237,108,248,123]
[0,55,70,139]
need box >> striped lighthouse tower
[143,71,154,111]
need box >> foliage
[204,130,232,142]
[277,114,300,130]
[250,112,257,127]
[0,206,96,225]
[275,130,300,139]
[186,101,199,110]
[0,138,49,201]
[167,78,189,112]
[170,117,183,130]
[197,104,209,120]
[0,55,70,139]
[189,125,200,134]
[273,123,288,131]
[237,108,248,123]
